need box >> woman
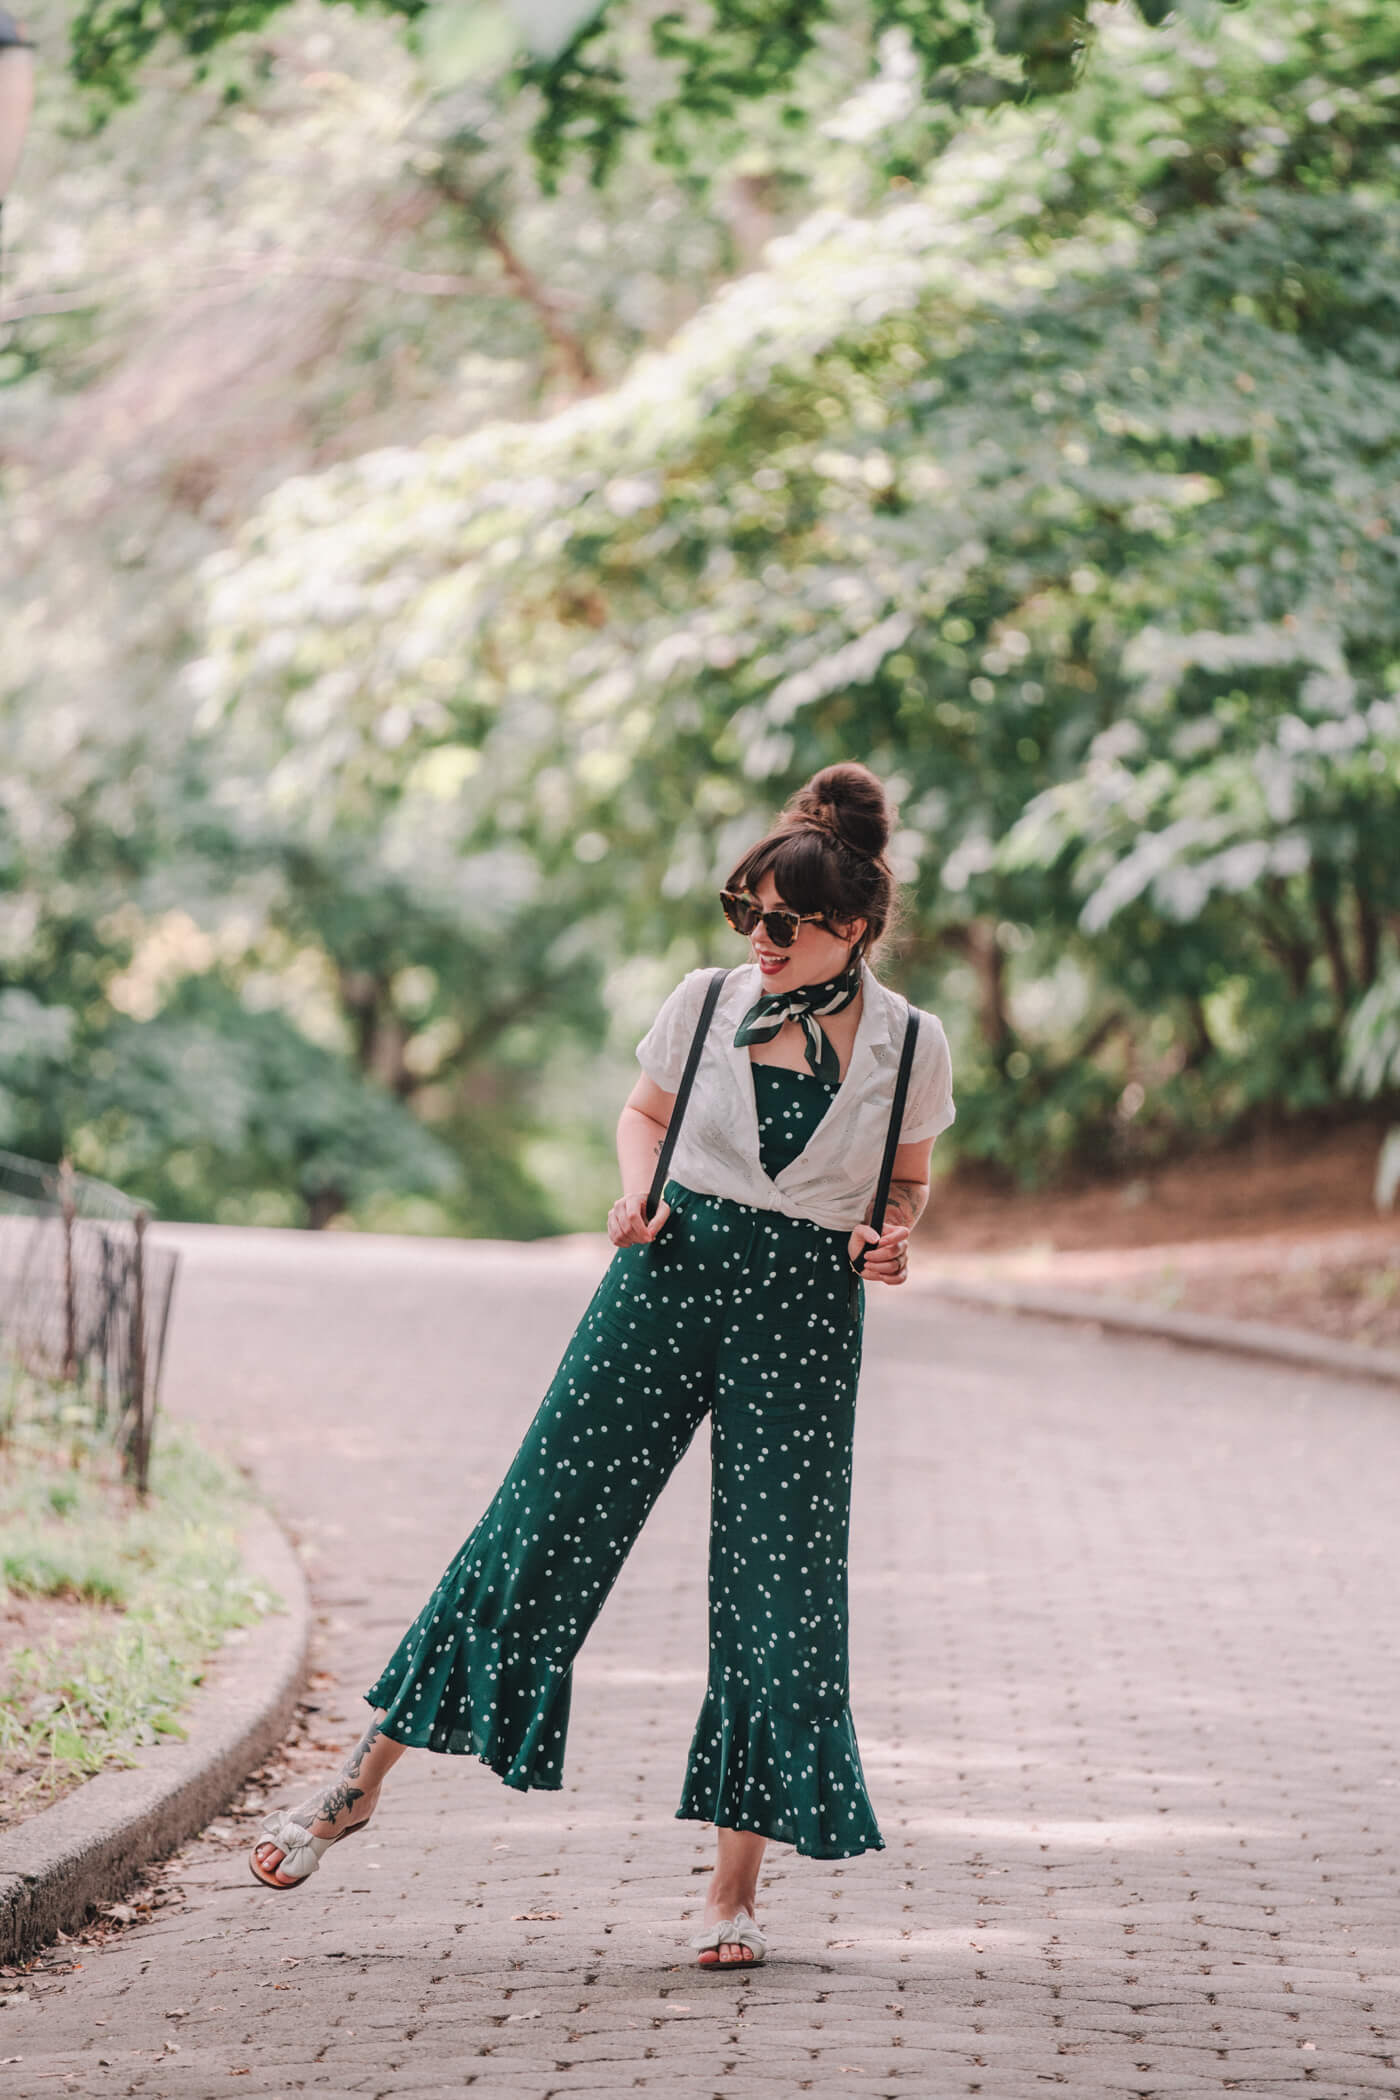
[249,761,954,1971]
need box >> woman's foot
[250,1779,380,1888]
[251,1716,405,1888]
[696,1878,762,1966]
[693,1827,768,1967]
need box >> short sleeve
[896,1011,955,1145]
[635,968,711,1093]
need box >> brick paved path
[4,1226,1399,2099]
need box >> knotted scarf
[734,958,862,1083]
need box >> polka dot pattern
[364,1063,884,1861]
[751,1059,840,1182]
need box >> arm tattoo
[882,1180,929,1231]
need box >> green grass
[0,1365,279,1816]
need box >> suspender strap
[851,1003,920,1276]
[644,967,731,1222]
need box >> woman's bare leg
[698,1826,768,1965]
[252,1713,407,1886]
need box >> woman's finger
[864,1233,910,1283]
[609,1194,671,1247]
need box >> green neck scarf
[734,958,862,1084]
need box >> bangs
[725,830,842,917]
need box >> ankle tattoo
[342,1722,381,1782]
[296,1778,365,1829]
[291,1720,383,1830]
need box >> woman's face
[748,870,867,991]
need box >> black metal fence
[0,1152,179,1494]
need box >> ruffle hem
[675,1689,885,1860]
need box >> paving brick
[5,1236,1400,2100]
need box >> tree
[193,0,1400,1185]
[69,0,1231,188]
[2,0,806,1226]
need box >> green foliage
[1344,972,1400,1103]
[0,1370,275,1809]
[522,0,1185,189]
[15,0,1400,1217]
[69,0,427,101]
[67,0,1222,175]
[5,0,760,1233]
[1344,969,1400,1209]
[192,0,1400,1189]
[81,982,465,1224]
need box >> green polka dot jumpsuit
[364,1059,884,1860]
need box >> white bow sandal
[249,1806,372,1890]
[690,1908,768,1969]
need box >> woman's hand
[847,1221,910,1285]
[608,1192,672,1248]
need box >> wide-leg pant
[364,1178,884,1858]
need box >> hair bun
[785,763,893,862]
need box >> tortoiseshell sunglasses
[720,889,829,949]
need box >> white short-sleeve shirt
[635,958,954,1232]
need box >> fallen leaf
[512,1912,561,1921]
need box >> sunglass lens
[721,891,759,934]
[763,912,800,948]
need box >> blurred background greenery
[2,0,1398,1236]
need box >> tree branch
[0,247,551,333]
[937,918,1015,1061]
[1310,868,1352,1016]
[219,251,514,299]
[0,290,101,324]
[435,170,598,393]
[1355,881,1382,992]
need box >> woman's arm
[608,1074,678,1247]
[881,1140,933,1233]
[848,1136,935,1284]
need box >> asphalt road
[3,1223,1398,2099]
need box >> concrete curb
[0,1501,310,1966]
[912,1275,1400,1389]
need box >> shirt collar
[720,957,895,1089]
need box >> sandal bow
[690,1908,768,1965]
[256,1809,325,1883]
[250,1807,372,1889]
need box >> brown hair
[724,763,899,968]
